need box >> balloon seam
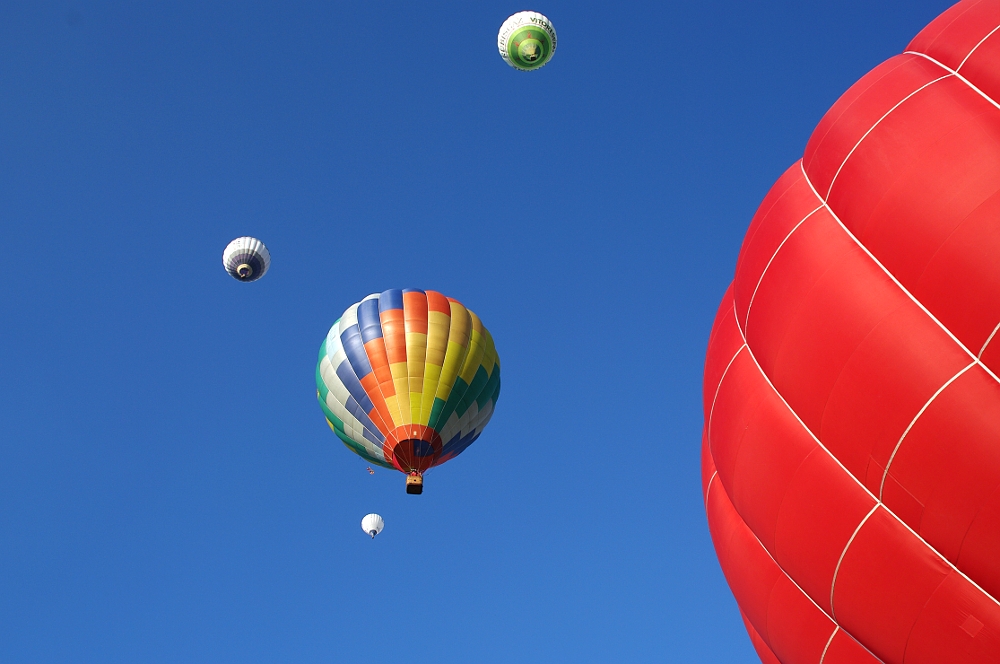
[818,625,838,664]
[824,74,951,200]
[704,470,718,505]
[744,205,824,333]
[736,296,1000,612]
[956,24,1000,72]
[710,458,885,663]
[800,161,1000,388]
[829,503,880,622]
[878,360,977,500]
[978,319,1000,358]
[904,50,1000,112]
[707,343,748,452]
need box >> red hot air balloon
[702,2,1000,662]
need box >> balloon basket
[406,474,423,494]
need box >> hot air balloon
[222,237,270,282]
[316,289,500,494]
[361,513,384,539]
[498,11,556,71]
[703,2,1000,662]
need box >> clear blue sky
[0,1,953,661]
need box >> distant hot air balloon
[222,237,270,282]
[361,513,384,539]
[703,2,1000,662]
[498,11,556,71]
[316,289,500,494]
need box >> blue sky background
[0,1,954,661]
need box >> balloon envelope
[316,289,500,475]
[497,11,556,71]
[361,513,384,538]
[222,237,270,282]
[703,2,1000,662]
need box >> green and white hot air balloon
[497,11,556,71]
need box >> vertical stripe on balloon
[421,291,452,424]
[358,295,401,427]
[403,289,429,425]
[380,289,411,426]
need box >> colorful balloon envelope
[703,2,1000,663]
[316,289,500,492]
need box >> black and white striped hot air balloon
[222,237,270,282]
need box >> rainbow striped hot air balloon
[316,289,500,494]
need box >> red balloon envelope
[703,2,1000,662]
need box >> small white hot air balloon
[361,513,384,539]
[223,236,270,282]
